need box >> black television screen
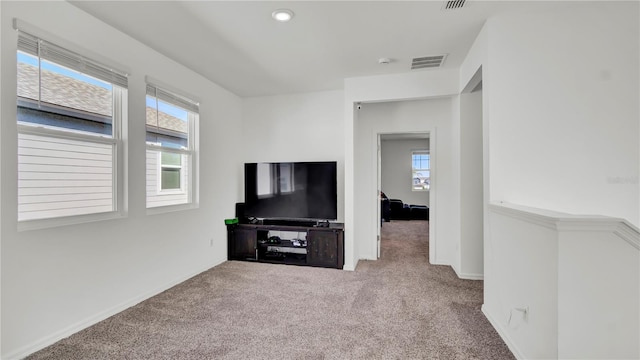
[244,161,337,221]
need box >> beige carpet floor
[28,220,514,359]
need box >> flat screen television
[244,161,337,221]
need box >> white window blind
[146,84,199,114]
[16,28,127,225]
[17,31,128,88]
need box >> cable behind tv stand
[226,221,344,269]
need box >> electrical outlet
[210,238,214,247]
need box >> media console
[227,221,344,269]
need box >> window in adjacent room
[16,30,127,225]
[146,83,199,208]
[412,150,430,191]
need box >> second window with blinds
[146,84,198,209]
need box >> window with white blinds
[16,30,127,224]
[145,83,198,209]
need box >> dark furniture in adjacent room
[409,205,429,220]
[381,198,390,222]
[389,199,410,220]
[389,199,429,220]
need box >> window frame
[15,29,128,231]
[145,83,199,213]
[156,150,185,194]
[411,150,430,192]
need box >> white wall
[355,98,455,263]
[486,2,639,226]
[0,5,3,358]
[486,203,640,360]
[1,2,242,358]
[459,13,491,286]
[458,89,483,279]
[241,90,345,222]
[557,224,639,359]
[460,2,640,359]
[344,69,459,269]
[485,205,559,359]
[380,139,430,206]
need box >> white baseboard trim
[427,259,484,280]
[459,273,484,280]
[451,264,484,280]
[429,259,449,266]
[481,305,525,360]
[451,262,461,277]
[343,258,359,271]
[5,260,224,360]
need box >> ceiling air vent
[411,55,447,70]
[443,0,466,10]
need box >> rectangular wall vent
[411,55,447,70]
[443,0,466,10]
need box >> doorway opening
[458,66,484,279]
[377,132,431,259]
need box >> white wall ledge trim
[488,201,640,250]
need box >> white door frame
[375,130,435,262]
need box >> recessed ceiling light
[272,9,294,22]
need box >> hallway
[354,219,514,359]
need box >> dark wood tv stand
[227,221,344,269]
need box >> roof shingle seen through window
[18,62,112,116]
[146,107,188,134]
[18,62,186,133]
